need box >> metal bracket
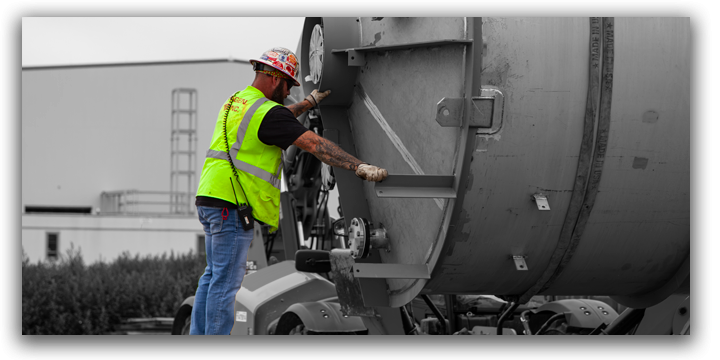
[436,86,504,131]
[347,49,365,66]
[374,174,456,199]
[533,193,551,211]
[353,263,431,279]
[332,38,473,54]
[513,256,529,271]
[473,86,505,133]
[435,97,464,127]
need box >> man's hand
[306,89,331,107]
[355,164,388,182]
[288,89,331,117]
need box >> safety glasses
[283,78,293,92]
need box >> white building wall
[22,213,202,264]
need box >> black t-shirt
[257,106,310,150]
[195,105,308,209]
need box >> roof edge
[22,58,251,71]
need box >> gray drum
[299,17,689,309]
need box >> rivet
[584,311,591,316]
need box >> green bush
[22,246,206,335]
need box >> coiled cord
[222,92,248,207]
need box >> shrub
[22,246,206,335]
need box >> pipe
[421,295,447,335]
[535,313,565,335]
[496,301,519,335]
[519,310,533,335]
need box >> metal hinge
[434,86,505,132]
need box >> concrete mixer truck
[172,17,690,336]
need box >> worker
[189,47,387,335]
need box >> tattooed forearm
[314,140,363,171]
[293,131,363,171]
[286,99,314,118]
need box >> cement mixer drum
[299,17,690,309]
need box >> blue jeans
[190,206,253,335]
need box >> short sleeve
[257,106,310,150]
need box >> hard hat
[250,47,301,87]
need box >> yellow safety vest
[197,86,285,232]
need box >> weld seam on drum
[517,17,613,304]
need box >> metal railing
[101,190,194,215]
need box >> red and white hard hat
[250,47,301,87]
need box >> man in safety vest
[190,47,387,335]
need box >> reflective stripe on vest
[206,149,282,189]
[205,96,284,190]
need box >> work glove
[355,163,388,182]
[305,89,332,107]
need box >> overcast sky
[22,17,306,67]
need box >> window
[197,235,206,258]
[46,233,59,261]
[26,206,92,214]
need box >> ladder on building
[170,88,198,214]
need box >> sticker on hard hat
[266,51,278,59]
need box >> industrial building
[22,58,263,263]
